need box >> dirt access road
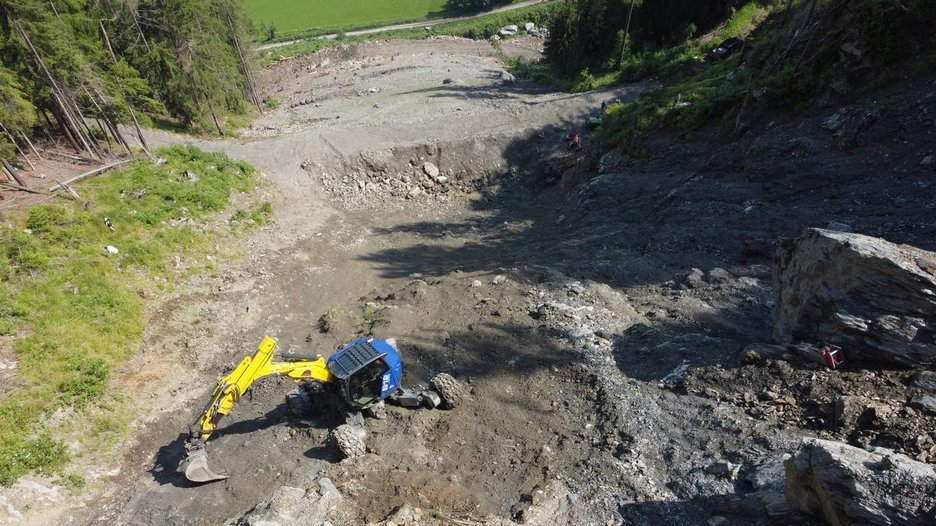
[7,36,936,526]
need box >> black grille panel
[329,340,381,379]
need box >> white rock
[422,161,440,178]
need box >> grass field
[261,1,556,62]
[0,146,268,486]
[245,0,454,40]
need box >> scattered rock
[706,267,733,284]
[834,395,892,428]
[499,25,518,37]
[822,113,844,131]
[739,343,789,364]
[684,268,705,288]
[384,503,422,526]
[773,228,936,366]
[492,274,507,285]
[746,454,791,490]
[826,221,853,232]
[910,371,936,393]
[422,161,440,178]
[785,438,936,525]
[840,41,865,61]
[499,70,516,85]
[597,150,625,174]
[706,460,741,480]
[910,394,936,415]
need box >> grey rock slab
[773,228,936,366]
[785,438,936,526]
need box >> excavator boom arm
[192,336,334,440]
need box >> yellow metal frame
[192,336,334,440]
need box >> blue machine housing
[326,337,403,407]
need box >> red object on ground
[821,345,845,369]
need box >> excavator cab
[327,337,402,409]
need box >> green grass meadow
[245,0,452,40]
[0,145,268,485]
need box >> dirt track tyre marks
[430,373,464,409]
[332,424,367,458]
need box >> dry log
[49,177,79,200]
[0,181,50,195]
[1,159,27,187]
[48,158,133,192]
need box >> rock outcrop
[785,438,936,525]
[773,228,936,366]
[226,477,342,526]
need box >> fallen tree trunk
[1,159,27,188]
[48,158,134,192]
[773,228,936,367]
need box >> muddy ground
[3,36,935,525]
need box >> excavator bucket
[180,448,228,483]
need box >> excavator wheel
[331,424,367,459]
[429,373,463,409]
[286,381,326,416]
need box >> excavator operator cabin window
[348,358,388,407]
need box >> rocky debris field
[7,38,936,526]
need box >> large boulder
[773,228,936,366]
[785,438,936,525]
[226,478,342,526]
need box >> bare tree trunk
[1,159,28,187]
[128,8,151,52]
[95,118,113,148]
[225,9,262,112]
[19,131,43,162]
[98,20,153,158]
[618,0,637,69]
[207,99,225,136]
[0,121,35,170]
[15,21,102,159]
[100,19,117,63]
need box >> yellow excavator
[180,335,463,483]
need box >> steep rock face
[773,228,936,366]
[785,438,936,525]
